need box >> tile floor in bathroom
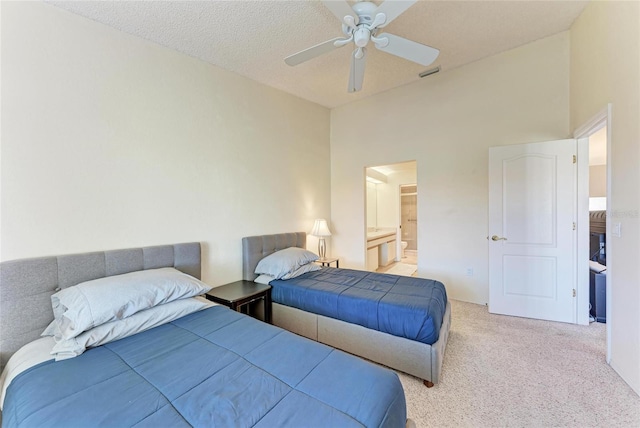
[376,250,417,275]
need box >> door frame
[573,104,612,363]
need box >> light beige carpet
[397,300,640,427]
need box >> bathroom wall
[376,169,417,229]
[374,168,417,259]
[400,189,418,251]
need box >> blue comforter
[3,306,406,428]
[270,267,448,345]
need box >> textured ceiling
[49,0,589,108]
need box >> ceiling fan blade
[374,0,417,28]
[348,48,367,93]
[322,0,359,25]
[285,37,345,66]
[375,33,439,66]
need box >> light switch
[612,222,622,237]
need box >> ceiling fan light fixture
[419,66,441,78]
[354,27,371,47]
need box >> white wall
[331,32,570,304]
[570,0,640,395]
[0,2,331,286]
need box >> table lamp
[310,219,332,259]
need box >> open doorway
[574,105,611,363]
[587,126,607,324]
[365,161,417,275]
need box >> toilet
[401,241,408,258]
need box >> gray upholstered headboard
[0,242,201,372]
[242,232,306,281]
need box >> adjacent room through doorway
[365,161,417,276]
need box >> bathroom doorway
[365,161,417,275]
[400,184,418,265]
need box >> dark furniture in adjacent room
[589,210,607,323]
[589,261,607,323]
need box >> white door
[489,139,577,323]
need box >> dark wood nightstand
[317,257,339,268]
[205,280,272,324]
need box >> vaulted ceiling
[50,1,589,108]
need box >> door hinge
[573,155,577,164]
[573,222,576,230]
[573,289,576,297]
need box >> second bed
[242,232,451,387]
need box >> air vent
[419,66,440,78]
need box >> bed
[242,232,451,388]
[0,243,408,427]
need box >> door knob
[491,235,507,241]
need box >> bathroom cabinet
[378,240,397,266]
[367,247,379,271]
[366,229,397,270]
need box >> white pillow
[254,274,275,285]
[49,267,211,340]
[254,247,319,280]
[281,262,322,280]
[49,297,215,361]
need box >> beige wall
[0,2,331,286]
[589,165,607,197]
[331,32,570,304]
[571,0,640,395]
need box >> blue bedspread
[3,306,406,428]
[270,267,448,345]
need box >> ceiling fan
[285,0,439,93]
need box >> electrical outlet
[465,267,473,276]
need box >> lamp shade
[310,219,332,237]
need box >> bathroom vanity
[366,228,397,271]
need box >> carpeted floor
[397,300,640,427]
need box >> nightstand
[317,257,339,268]
[205,280,272,324]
